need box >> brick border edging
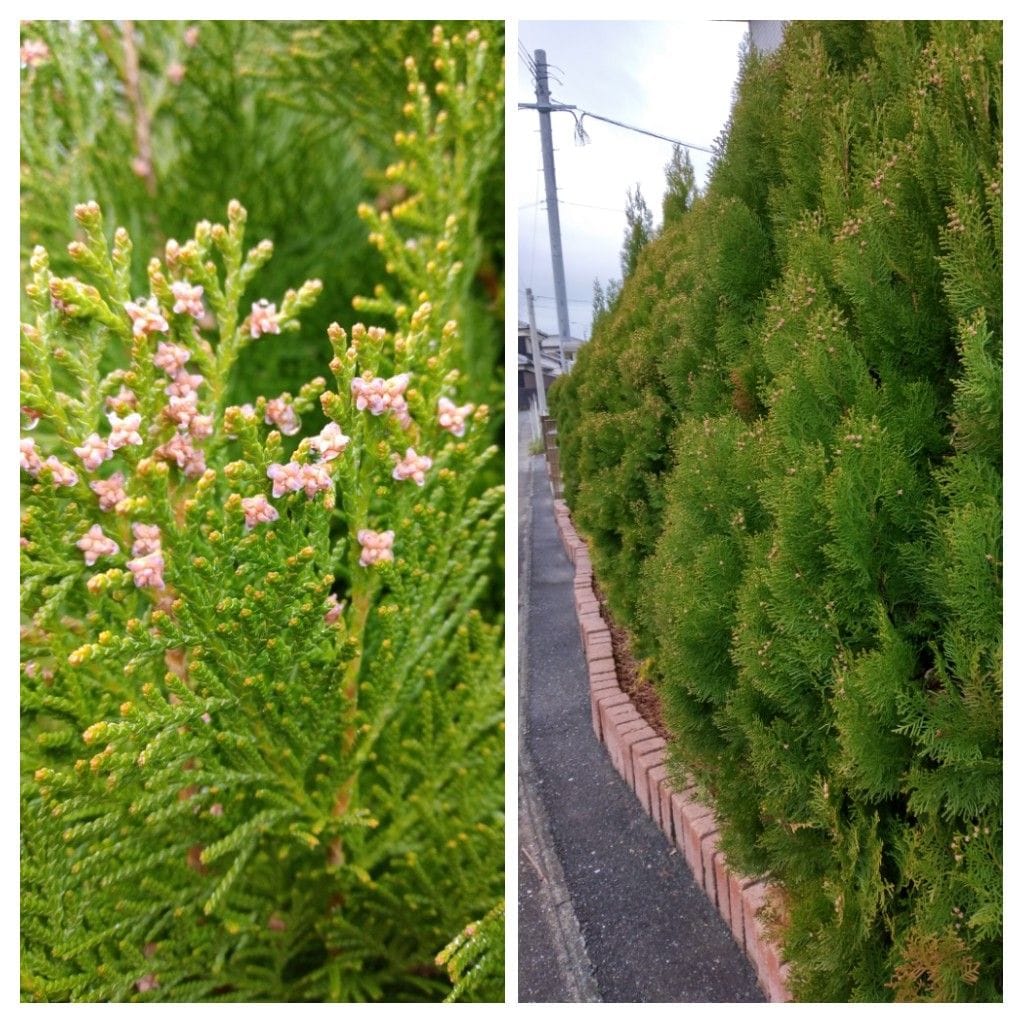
[551,497,793,1003]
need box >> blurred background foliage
[20,19,504,409]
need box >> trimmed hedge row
[550,21,1001,1001]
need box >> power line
[520,198,624,215]
[518,100,713,155]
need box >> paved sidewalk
[518,415,764,1003]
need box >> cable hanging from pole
[517,100,713,154]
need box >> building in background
[517,321,585,410]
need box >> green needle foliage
[551,21,1000,1001]
[21,25,504,1003]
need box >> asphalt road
[518,414,764,1003]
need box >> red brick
[586,657,616,679]
[742,882,787,997]
[611,722,657,781]
[647,763,669,830]
[587,641,614,664]
[588,669,618,693]
[766,961,793,1003]
[579,620,607,651]
[658,777,675,843]
[700,829,721,904]
[603,707,642,773]
[713,849,732,927]
[669,790,691,855]
[670,790,715,868]
[633,747,666,814]
[591,689,628,741]
[728,874,762,952]
[629,736,666,792]
[680,810,717,880]
[601,701,641,743]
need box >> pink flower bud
[357,528,395,567]
[324,594,344,624]
[131,523,162,557]
[126,550,166,590]
[392,447,432,486]
[309,422,350,462]
[43,456,78,487]
[299,462,333,498]
[165,371,205,399]
[90,472,128,512]
[124,297,168,339]
[154,342,191,376]
[170,280,203,317]
[249,299,281,339]
[20,437,42,476]
[241,494,279,530]
[107,411,143,449]
[74,433,114,472]
[438,396,474,437]
[76,524,119,567]
[266,461,304,498]
[20,39,50,68]
[264,396,301,436]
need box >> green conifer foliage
[552,20,1000,1001]
[21,26,503,1003]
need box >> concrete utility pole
[533,49,571,363]
[526,288,548,416]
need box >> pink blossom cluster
[357,528,395,567]
[151,340,211,474]
[105,387,137,413]
[264,396,301,436]
[20,39,49,68]
[165,372,205,399]
[266,461,333,499]
[437,396,474,437]
[351,373,411,426]
[20,438,42,475]
[76,524,119,567]
[90,472,128,512]
[154,342,191,376]
[392,447,432,487]
[170,281,204,319]
[21,439,79,487]
[250,299,281,339]
[71,410,145,474]
[241,494,278,531]
[108,411,144,449]
[155,432,206,477]
[126,523,165,589]
[124,297,169,340]
[324,593,344,625]
[308,422,350,462]
[73,433,113,472]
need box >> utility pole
[526,288,548,416]
[533,48,570,369]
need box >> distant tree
[592,276,606,320]
[662,144,697,225]
[620,184,654,279]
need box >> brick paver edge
[550,493,792,1003]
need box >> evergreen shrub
[551,20,1001,1001]
[21,25,504,1003]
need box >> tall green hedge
[551,21,1001,1001]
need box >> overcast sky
[517,20,750,339]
